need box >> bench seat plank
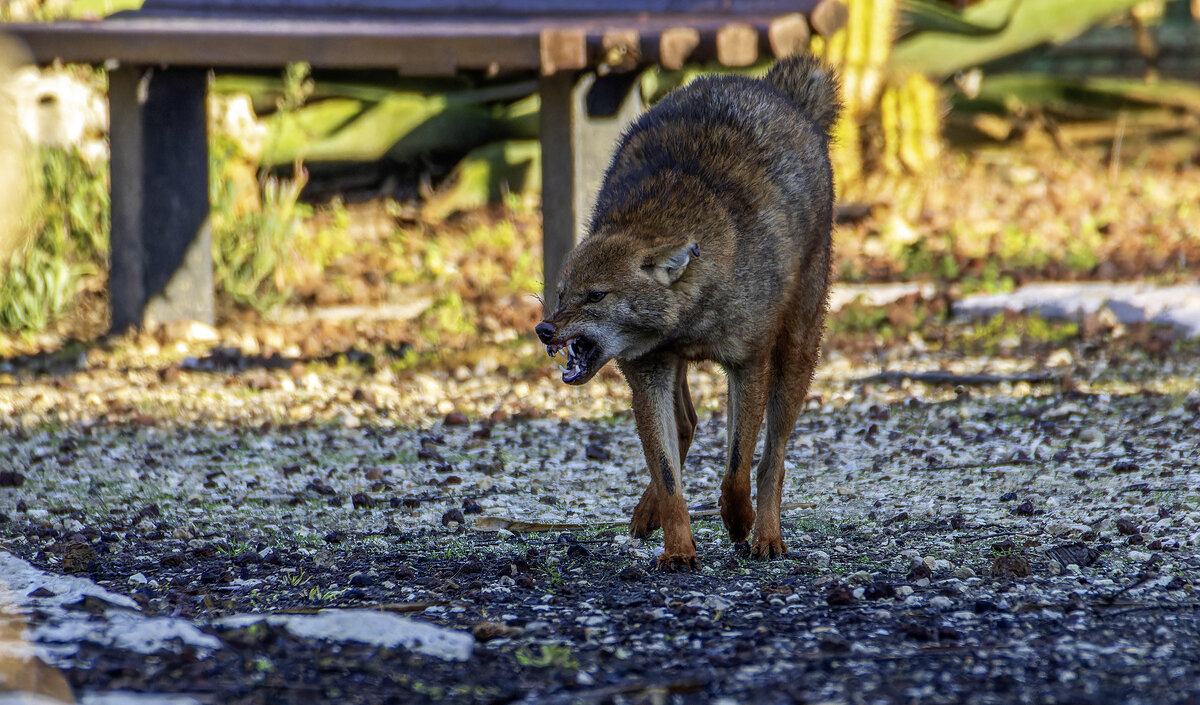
[9,11,816,71]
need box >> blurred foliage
[0,146,108,331]
[0,0,142,21]
[210,63,318,314]
[210,155,311,314]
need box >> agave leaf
[956,73,1200,119]
[261,94,516,166]
[421,140,540,222]
[214,74,534,118]
[892,0,1145,78]
[261,98,365,164]
[897,0,1017,40]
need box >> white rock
[847,570,872,584]
[12,67,105,148]
[217,610,473,662]
[1,551,222,662]
[703,596,733,612]
[160,320,219,344]
[930,596,954,610]
[1078,428,1105,448]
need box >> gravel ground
[2,325,1200,704]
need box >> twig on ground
[917,459,1040,472]
[956,530,1043,544]
[1103,602,1200,619]
[1104,573,1158,604]
[1120,483,1190,493]
[372,600,454,614]
[856,370,1059,386]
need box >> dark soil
[9,508,1200,705]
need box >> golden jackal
[536,56,840,570]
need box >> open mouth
[545,336,601,384]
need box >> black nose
[535,322,556,343]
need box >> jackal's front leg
[630,359,697,539]
[621,357,697,571]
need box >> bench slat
[137,0,815,17]
[9,7,819,71]
[11,18,541,70]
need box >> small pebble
[930,596,953,610]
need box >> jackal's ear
[645,243,698,286]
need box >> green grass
[961,312,1080,354]
[515,644,579,671]
[0,146,108,331]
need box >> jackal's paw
[655,551,700,572]
[629,497,660,539]
[749,534,788,560]
[719,499,755,544]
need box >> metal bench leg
[108,65,213,332]
[538,71,644,314]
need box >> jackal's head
[535,233,699,385]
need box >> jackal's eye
[585,291,607,303]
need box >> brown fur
[535,55,840,570]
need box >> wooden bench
[8,0,833,330]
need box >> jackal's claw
[749,535,788,560]
[629,500,661,539]
[630,520,659,540]
[719,496,755,545]
[655,552,700,572]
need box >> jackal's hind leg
[751,338,820,559]
[630,483,659,538]
[719,362,768,545]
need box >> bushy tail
[766,54,841,136]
